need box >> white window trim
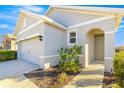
[67,29,78,45]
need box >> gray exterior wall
[67,18,116,72]
[17,16,45,67]
[17,9,117,72]
[44,24,66,56]
[43,23,66,68]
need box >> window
[67,29,77,45]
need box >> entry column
[104,32,115,72]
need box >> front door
[94,34,104,61]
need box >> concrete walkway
[65,61,104,88]
[0,75,38,88]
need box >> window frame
[67,29,77,45]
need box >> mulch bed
[102,72,116,88]
[24,66,80,88]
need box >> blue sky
[0,5,124,46]
[0,5,49,35]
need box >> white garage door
[20,37,42,66]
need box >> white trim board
[18,21,42,35]
[17,33,41,42]
[105,31,116,34]
[40,55,59,58]
[40,54,85,59]
[23,10,66,30]
[46,6,124,16]
[104,57,113,60]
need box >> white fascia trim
[104,57,113,60]
[44,6,52,16]
[21,10,66,31]
[17,21,43,35]
[67,16,115,29]
[105,31,116,34]
[40,55,59,58]
[40,54,84,58]
[42,16,66,30]
[17,33,40,42]
[50,6,124,15]
[67,29,78,46]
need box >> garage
[19,37,42,66]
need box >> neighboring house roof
[45,6,124,16]
[14,11,66,34]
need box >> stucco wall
[17,16,44,41]
[43,23,66,67]
[17,11,116,72]
[17,16,45,67]
[44,23,66,56]
[67,17,116,72]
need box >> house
[0,35,4,50]
[0,46,3,50]
[3,34,17,50]
[116,46,124,52]
[14,6,124,72]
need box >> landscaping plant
[58,45,82,73]
[112,84,120,88]
[57,72,68,84]
[113,51,124,87]
[0,50,17,62]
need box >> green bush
[58,45,82,73]
[112,84,120,88]
[0,50,17,62]
[57,72,68,84]
[113,51,124,87]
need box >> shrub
[57,72,68,84]
[58,45,82,73]
[112,84,120,88]
[58,61,80,73]
[0,50,17,62]
[113,51,124,87]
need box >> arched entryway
[87,28,104,64]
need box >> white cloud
[118,25,124,29]
[121,20,124,23]
[0,13,17,19]
[0,24,13,30]
[21,6,44,13]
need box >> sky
[0,5,124,46]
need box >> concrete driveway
[0,60,40,80]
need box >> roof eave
[14,10,66,35]
[45,5,124,16]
